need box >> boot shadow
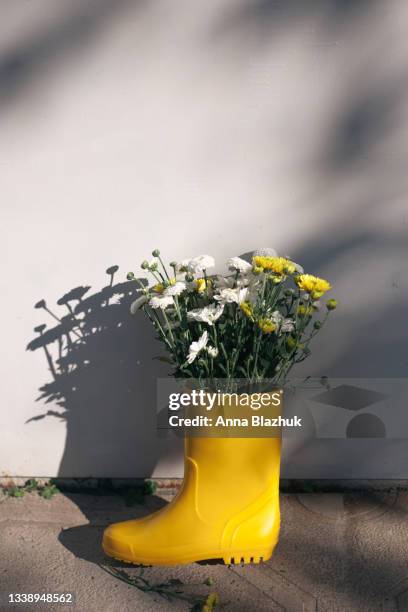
[58,490,168,566]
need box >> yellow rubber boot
[102,436,281,566]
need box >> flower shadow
[26,266,182,491]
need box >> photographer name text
[168,415,302,428]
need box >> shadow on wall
[19,0,408,480]
[0,0,142,110]
[26,266,180,478]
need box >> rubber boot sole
[102,541,275,566]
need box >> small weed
[39,484,60,499]
[142,479,157,496]
[25,478,39,492]
[100,563,222,611]
[7,486,25,498]
[2,479,59,500]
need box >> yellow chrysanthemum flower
[240,301,254,319]
[268,274,283,284]
[195,278,211,293]
[295,274,331,299]
[258,318,276,334]
[283,260,296,274]
[152,277,176,293]
[297,305,314,317]
[253,256,295,276]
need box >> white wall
[1,0,407,479]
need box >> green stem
[161,309,176,348]
[143,307,173,352]
[231,318,245,376]
[158,256,170,280]
[251,274,268,382]
[220,341,230,378]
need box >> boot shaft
[184,437,281,523]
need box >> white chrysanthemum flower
[164,281,186,296]
[187,303,224,326]
[236,275,253,288]
[254,247,278,257]
[130,295,148,314]
[182,255,215,273]
[214,287,249,305]
[206,345,218,358]
[187,330,208,364]
[281,318,295,333]
[270,311,283,326]
[269,310,295,333]
[213,275,234,289]
[227,257,252,273]
[214,275,253,290]
[149,295,174,309]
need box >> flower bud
[326,298,338,310]
[185,273,194,282]
[169,261,177,268]
[313,320,322,329]
[141,260,149,270]
[152,249,160,257]
[126,271,135,280]
[286,336,296,349]
[150,261,158,271]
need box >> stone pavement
[0,488,408,611]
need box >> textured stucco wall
[1,0,407,478]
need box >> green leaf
[39,484,59,499]
[142,479,157,495]
[25,478,39,492]
[8,487,25,498]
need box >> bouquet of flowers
[127,248,337,385]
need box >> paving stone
[0,491,407,611]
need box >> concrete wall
[1,0,407,479]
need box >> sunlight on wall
[1,0,407,477]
